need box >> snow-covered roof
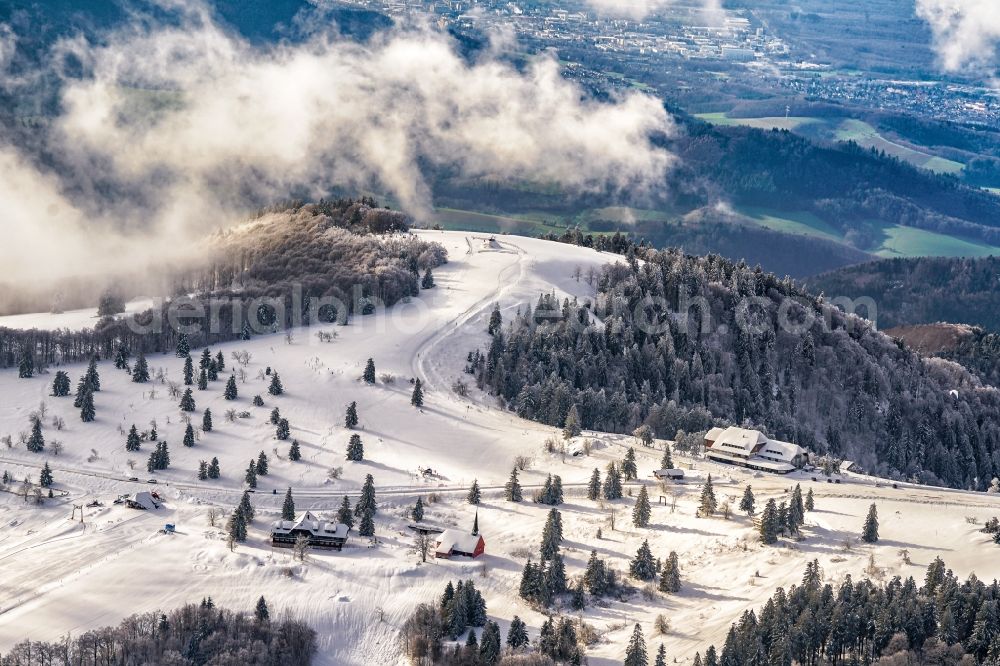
[435,529,483,555]
[709,426,768,454]
[653,468,685,478]
[271,511,349,539]
[128,492,158,510]
[705,426,725,441]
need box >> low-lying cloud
[916,0,1000,72]
[0,1,673,290]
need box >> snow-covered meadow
[0,231,998,664]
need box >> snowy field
[1,231,999,664]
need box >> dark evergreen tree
[51,371,70,397]
[126,424,142,452]
[740,485,756,516]
[202,408,213,432]
[288,439,301,461]
[245,460,257,488]
[625,623,648,666]
[363,358,376,384]
[207,360,218,381]
[254,596,269,622]
[411,379,424,407]
[182,355,194,385]
[198,368,208,390]
[506,615,529,650]
[224,375,238,400]
[132,354,149,383]
[622,447,638,480]
[239,490,255,522]
[699,474,717,517]
[633,484,652,528]
[358,509,375,537]
[274,417,291,440]
[252,394,264,406]
[488,305,502,336]
[268,373,283,396]
[630,539,657,581]
[179,388,196,412]
[345,401,358,428]
[39,462,53,488]
[175,333,190,357]
[346,433,364,461]
[654,643,667,666]
[862,503,879,543]
[282,488,296,520]
[200,348,212,370]
[84,357,100,391]
[355,474,377,517]
[256,451,269,475]
[479,620,501,665]
[270,407,281,425]
[421,267,435,289]
[759,498,779,544]
[208,457,220,479]
[27,419,45,453]
[539,508,563,561]
[805,487,815,511]
[227,505,247,542]
[337,495,354,529]
[114,346,130,370]
[660,445,673,470]
[215,350,225,371]
[563,404,582,439]
[183,423,195,447]
[79,389,96,423]
[467,479,481,505]
[198,460,208,480]
[603,461,623,500]
[411,496,424,522]
[659,550,681,593]
[587,467,602,500]
[504,467,523,502]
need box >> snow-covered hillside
[1,231,998,664]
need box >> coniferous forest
[699,558,1000,666]
[472,233,1000,490]
[0,600,316,666]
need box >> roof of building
[271,511,349,539]
[705,426,726,441]
[435,529,483,555]
[129,491,159,510]
[653,468,685,478]
[710,426,768,454]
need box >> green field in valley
[696,113,966,175]
[736,205,1000,258]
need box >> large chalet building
[704,426,809,474]
[270,511,350,551]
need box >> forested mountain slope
[471,234,1000,489]
[806,255,1000,331]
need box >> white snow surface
[0,231,998,664]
